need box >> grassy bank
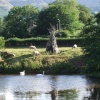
[0,47,85,74]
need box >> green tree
[82,13,100,74]
[0,17,4,33]
[2,4,39,38]
[78,4,92,24]
[37,0,82,36]
[0,37,5,49]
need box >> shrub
[5,37,83,47]
[0,37,5,49]
[56,30,71,37]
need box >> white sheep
[54,46,59,53]
[33,51,40,56]
[29,45,37,50]
[72,44,77,49]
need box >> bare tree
[46,25,59,54]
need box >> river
[0,75,100,100]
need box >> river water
[0,75,100,100]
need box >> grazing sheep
[1,51,15,58]
[29,45,37,50]
[54,45,59,53]
[7,52,15,57]
[33,51,40,56]
[72,44,77,49]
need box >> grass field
[5,47,83,57]
[0,47,85,74]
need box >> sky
[77,0,100,7]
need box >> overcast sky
[77,0,100,7]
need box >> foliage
[37,0,82,36]
[82,13,100,74]
[1,4,39,38]
[49,61,78,74]
[0,37,5,49]
[78,4,92,24]
[0,17,4,33]
[56,30,71,37]
[0,0,92,38]
[5,37,83,47]
[5,37,48,47]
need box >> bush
[5,37,83,47]
[56,30,71,37]
[0,37,5,49]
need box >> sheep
[54,45,59,54]
[1,51,15,58]
[29,45,37,50]
[72,44,77,49]
[33,51,40,56]
[6,52,15,57]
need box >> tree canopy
[0,17,4,33]
[0,0,92,38]
[37,0,91,36]
[82,13,100,74]
[2,4,39,38]
[0,37,5,49]
[37,0,80,35]
[78,4,92,24]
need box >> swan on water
[20,70,25,76]
[36,71,45,76]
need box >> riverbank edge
[0,55,86,75]
[0,47,98,77]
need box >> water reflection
[58,89,78,100]
[83,86,100,100]
[0,75,100,100]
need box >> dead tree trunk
[46,25,59,54]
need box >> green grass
[0,47,85,74]
[4,47,83,61]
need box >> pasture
[5,47,83,57]
[0,47,85,74]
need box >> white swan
[36,71,45,76]
[20,70,25,76]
